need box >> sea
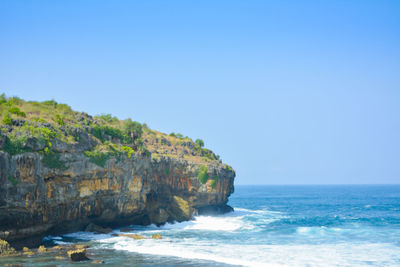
[2,185,400,267]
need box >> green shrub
[195,139,204,148]
[7,97,22,106]
[97,113,118,123]
[169,132,176,137]
[121,146,134,158]
[0,93,6,105]
[210,179,217,189]
[84,150,110,167]
[225,164,233,172]
[123,119,142,141]
[197,165,209,184]
[8,174,18,186]
[2,135,29,155]
[21,125,58,145]
[2,113,13,125]
[92,125,128,143]
[8,107,26,117]
[55,114,65,126]
[42,100,58,108]
[32,117,47,123]
[42,150,67,170]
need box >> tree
[195,139,204,148]
[123,119,142,143]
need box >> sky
[0,0,399,185]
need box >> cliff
[0,95,235,248]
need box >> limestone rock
[151,233,162,239]
[85,223,112,234]
[37,245,46,253]
[0,139,235,246]
[0,239,17,256]
[67,248,89,261]
[119,234,145,239]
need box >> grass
[0,94,225,169]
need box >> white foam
[63,231,113,240]
[183,215,252,231]
[111,238,400,267]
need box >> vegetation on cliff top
[0,94,233,173]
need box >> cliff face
[0,149,235,246]
[0,96,235,248]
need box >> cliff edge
[0,95,235,247]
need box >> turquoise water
[5,185,400,266]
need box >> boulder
[0,239,17,256]
[85,223,112,234]
[119,234,144,239]
[67,248,89,261]
[151,233,162,239]
[37,245,47,253]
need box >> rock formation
[0,96,235,248]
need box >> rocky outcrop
[0,239,17,256]
[67,248,89,261]
[0,148,235,248]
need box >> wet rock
[85,223,112,234]
[0,239,17,256]
[74,244,89,249]
[92,259,105,264]
[67,248,89,261]
[151,233,162,239]
[120,228,132,233]
[119,234,145,239]
[37,245,46,253]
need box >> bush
[123,119,142,141]
[55,114,65,126]
[42,150,67,170]
[210,179,217,189]
[84,150,110,167]
[97,113,118,123]
[7,97,23,106]
[0,93,6,105]
[8,107,26,117]
[2,135,29,155]
[197,165,209,184]
[2,113,13,125]
[225,164,233,172]
[42,100,58,108]
[121,146,134,158]
[8,174,18,186]
[92,125,128,143]
[195,139,204,148]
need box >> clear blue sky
[1,0,399,184]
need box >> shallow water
[2,185,400,266]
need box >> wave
[111,237,400,267]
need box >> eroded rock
[0,239,17,256]
[67,248,89,261]
[85,223,112,234]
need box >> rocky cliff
[0,96,235,248]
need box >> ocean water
[4,185,400,266]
